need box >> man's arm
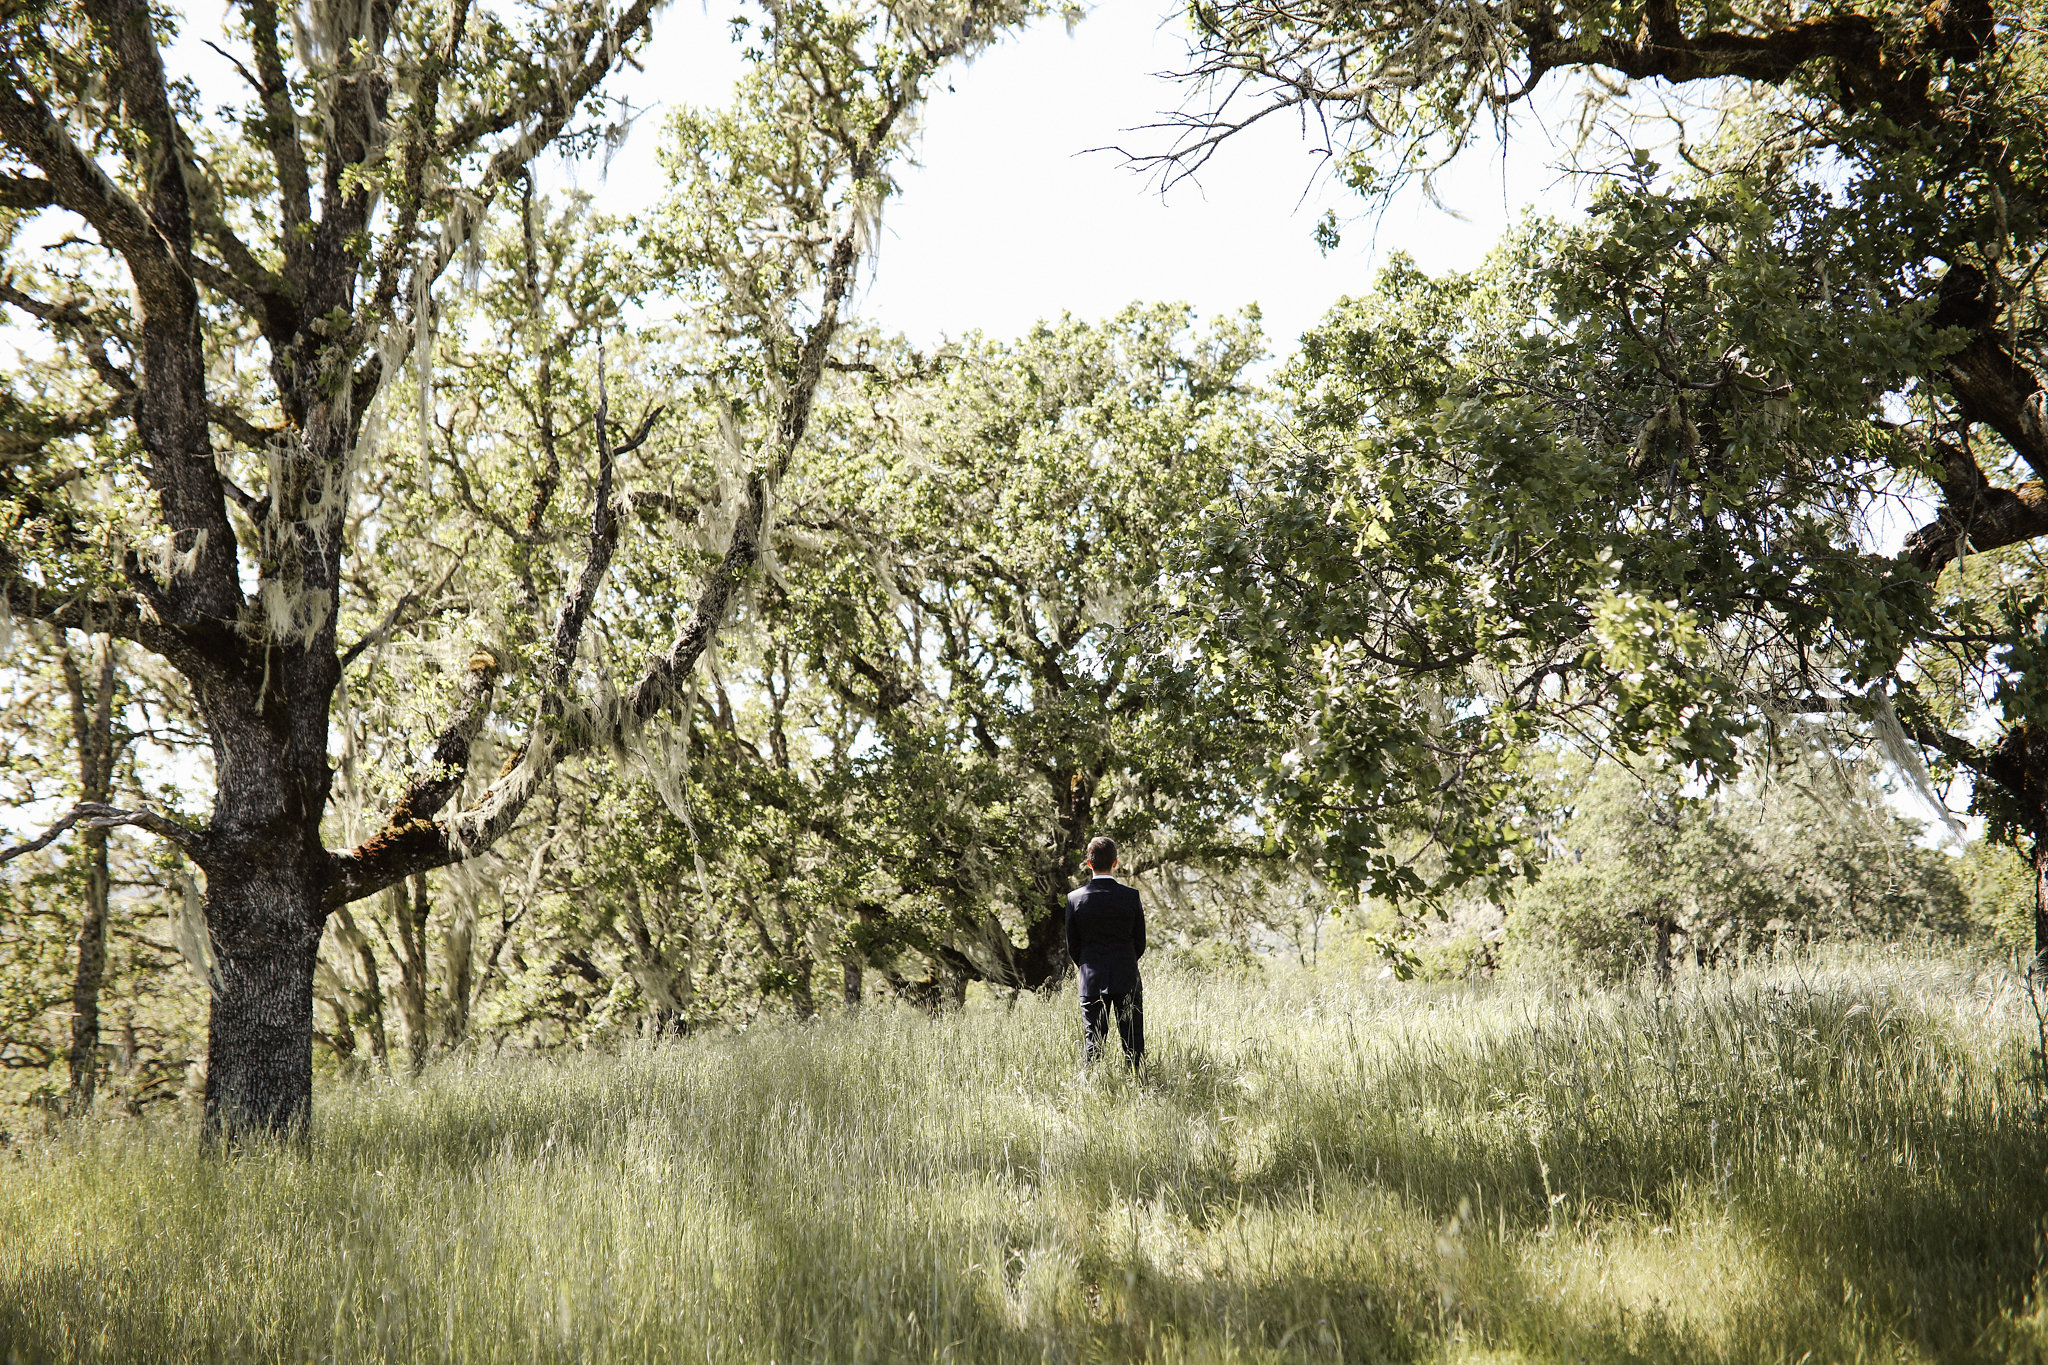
[1132,887,1146,960]
[1064,889,1081,963]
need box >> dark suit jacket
[1066,876,1145,1000]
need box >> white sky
[602,0,1582,353]
[162,0,1585,355]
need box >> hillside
[3,951,2044,1363]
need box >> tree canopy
[1168,0,2048,949]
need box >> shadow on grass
[5,971,2044,1364]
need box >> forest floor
[2,949,2046,1363]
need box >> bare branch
[75,801,207,856]
[1,801,206,865]
[0,810,85,865]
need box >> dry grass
[3,949,2046,1363]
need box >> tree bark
[1016,897,1070,989]
[2034,842,2048,969]
[68,823,110,1107]
[201,860,327,1141]
[391,874,433,1073]
[61,638,117,1112]
[443,899,474,1047]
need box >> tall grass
[3,950,2045,1363]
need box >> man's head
[1086,836,1118,875]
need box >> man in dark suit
[1066,835,1145,1068]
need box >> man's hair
[1087,836,1118,871]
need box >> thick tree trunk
[202,862,326,1140]
[195,629,341,1142]
[1654,913,1675,986]
[1010,770,1097,990]
[1016,896,1070,989]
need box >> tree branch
[339,549,465,667]
[324,25,963,907]
[0,283,140,398]
[1932,266,2048,482]
[0,76,171,278]
[357,0,661,362]
[324,652,501,905]
[1903,439,2048,574]
[360,0,474,335]
[1,801,207,866]
[0,810,85,865]
[433,0,661,157]
[0,174,54,211]
[237,0,313,242]
[548,343,623,692]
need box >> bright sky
[602,0,1582,354]
[162,0,1585,357]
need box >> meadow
[2,951,2045,1364]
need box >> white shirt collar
[1089,873,1118,882]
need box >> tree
[1,0,1038,1138]
[787,307,1274,990]
[1510,753,1968,979]
[1162,0,2048,951]
[0,629,207,1109]
[473,308,1281,1019]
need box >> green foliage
[2,952,2043,1361]
[1173,0,2048,923]
[1509,756,1972,978]
[1960,838,2040,954]
[782,306,1273,977]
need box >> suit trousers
[1081,986,1143,1067]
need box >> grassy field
[3,951,2046,1363]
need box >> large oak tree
[0,0,1035,1138]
